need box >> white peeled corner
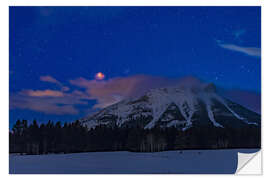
[236,150,262,175]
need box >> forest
[9,119,260,155]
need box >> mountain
[80,83,260,130]
[9,82,260,154]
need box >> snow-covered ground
[9,149,259,174]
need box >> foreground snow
[10,149,259,174]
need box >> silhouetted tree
[9,119,261,155]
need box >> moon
[95,72,105,80]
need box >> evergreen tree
[9,118,261,155]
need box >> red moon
[95,72,105,80]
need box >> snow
[144,89,172,129]
[167,120,185,127]
[181,90,196,127]
[212,94,257,125]
[246,121,258,125]
[199,93,223,128]
[9,149,260,174]
[83,119,98,129]
[213,94,244,120]
[206,102,224,128]
[204,97,224,128]
[144,87,198,129]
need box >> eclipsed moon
[95,72,105,80]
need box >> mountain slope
[80,83,260,130]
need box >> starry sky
[9,6,261,127]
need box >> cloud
[219,44,261,57]
[40,76,61,85]
[21,89,64,97]
[10,76,84,115]
[40,75,70,92]
[10,97,79,115]
[10,91,88,115]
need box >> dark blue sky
[9,7,261,126]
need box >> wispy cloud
[218,44,261,57]
[40,76,61,85]
[20,89,64,97]
[10,94,86,115]
[40,75,70,92]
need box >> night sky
[9,6,261,127]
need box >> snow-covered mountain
[80,82,260,130]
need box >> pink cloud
[71,75,153,108]
[21,89,64,97]
[10,75,78,114]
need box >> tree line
[9,119,260,155]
